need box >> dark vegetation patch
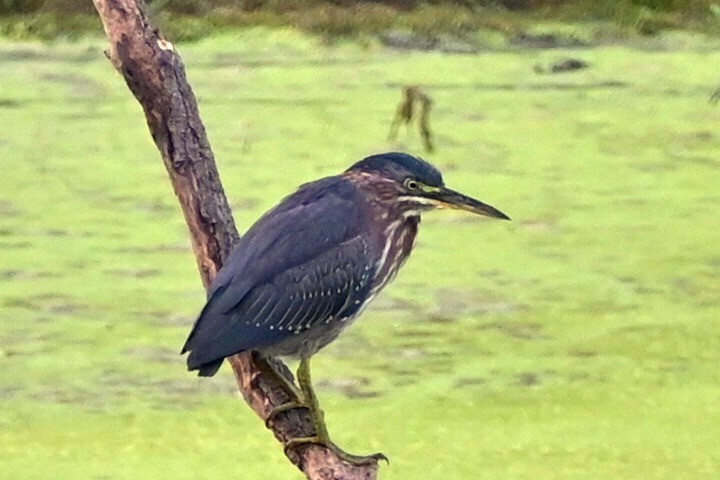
[534,58,591,74]
[0,200,20,217]
[423,313,458,324]
[513,371,543,386]
[141,310,195,327]
[104,268,162,279]
[0,385,21,400]
[396,328,436,339]
[379,31,481,53]
[198,55,369,69]
[0,269,61,280]
[30,386,101,406]
[388,80,630,92]
[211,96,340,106]
[433,288,519,317]
[17,370,238,411]
[568,350,599,358]
[89,369,238,409]
[122,346,182,364]
[0,1,717,42]
[454,376,487,387]
[4,294,88,316]
[40,72,105,96]
[114,243,190,254]
[369,295,418,313]
[1,329,58,356]
[0,98,23,108]
[510,32,588,48]
[477,320,548,340]
[316,376,381,399]
[0,44,100,62]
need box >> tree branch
[92,1,380,478]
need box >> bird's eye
[405,179,420,191]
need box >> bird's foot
[284,435,388,465]
[266,356,388,466]
[254,354,305,404]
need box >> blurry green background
[1,2,720,479]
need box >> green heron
[182,152,509,462]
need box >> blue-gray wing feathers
[182,177,378,376]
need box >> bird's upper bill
[422,186,510,220]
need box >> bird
[181,152,509,462]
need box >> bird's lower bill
[430,187,510,220]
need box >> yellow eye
[405,179,420,191]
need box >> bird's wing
[182,181,378,369]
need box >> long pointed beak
[430,187,510,220]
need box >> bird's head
[346,152,510,220]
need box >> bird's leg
[284,357,388,465]
[255,355,308,426]
[295,356,329,440]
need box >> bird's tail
[187,353,224,377]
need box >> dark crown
[347,152,444,187]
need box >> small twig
[388,85,435,153]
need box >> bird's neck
[370,214,419,295]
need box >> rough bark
[92,1,380,478]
